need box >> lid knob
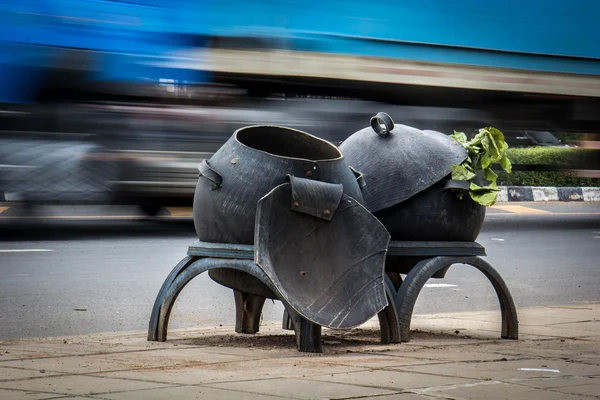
[370,112,394,136]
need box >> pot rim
[233,125,344,163]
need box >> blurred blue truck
[1,0,599,131]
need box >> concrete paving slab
[0,351,69,362]
[1,354,148,374]
[92,358,366,385]
[0,343,110,357]
[369,348,526,363]
[310,369,475,391]
[170,342,302,360]
[506,324,600,339]
[392,359,600,380]
[366,394,442,400]
[411,380,589,400]
[511,375,599,392]
[402,331,503,346]
[0,375,173,397]
[414,303,599,326]
[93,347,255,368]
[0,388,65,400]
[413,314,598,340]
[580,337,600,344]
[35,397,106,400]
[313,353,437,369]
[518,307,599,326]
[100,386,290,400]
[0,367,65,381]
[413,311,504,324]
[542,305,600,320]
[544,320,600,333]
[546,382,600,397]
[0,338,181,356]
[0,345,76,358]
[205,377,398,399]
[475,342,600,368]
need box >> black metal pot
[374,176,486,241]
[193,125,363,244]
[340,112,485,241]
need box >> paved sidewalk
[1,303,599,400]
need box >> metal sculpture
[149,113,519,353]
[192,125,390,329]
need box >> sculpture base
[148,241,518,353]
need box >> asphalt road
[0,202,598,340]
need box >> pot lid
[339,112,468,212]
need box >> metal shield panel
[255,179,390,329]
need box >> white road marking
[518,368,561,373]
[0,249,54,253]
[491,238,505,241]
[424,283,458,288]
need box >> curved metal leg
[149,256,325,352]
[378,274,402,344]
[386,271,403,291]
[285,307,322,353]
[282,309,294,330]
[233,290,266,334]
[151,258,273,342]
[395,256,518,342]
[148,255,196,341]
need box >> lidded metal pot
[339,112,486,242]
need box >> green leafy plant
[450,127,512,206]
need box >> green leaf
[487,127,506,145]
[479,152,493,169]
[499,154,512,173]
[469,182,501,192]
[451,131,468,145]
[470,190,499,206]
[484,168,498,185]
[452,164,476,181]
[463,161,475,172]
[449,125,511,207]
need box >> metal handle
[198,159,222,190]
[443,179,470,192]
[349,166,366,191]
[370,112,394,136]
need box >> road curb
[498,186,600,202]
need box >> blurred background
[1,0,599,214]
[1,0,600,341]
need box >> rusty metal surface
[255,179,390,329]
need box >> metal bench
[148,240,518,352]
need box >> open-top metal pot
[193,125,363,244]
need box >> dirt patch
[168,328,479,355]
